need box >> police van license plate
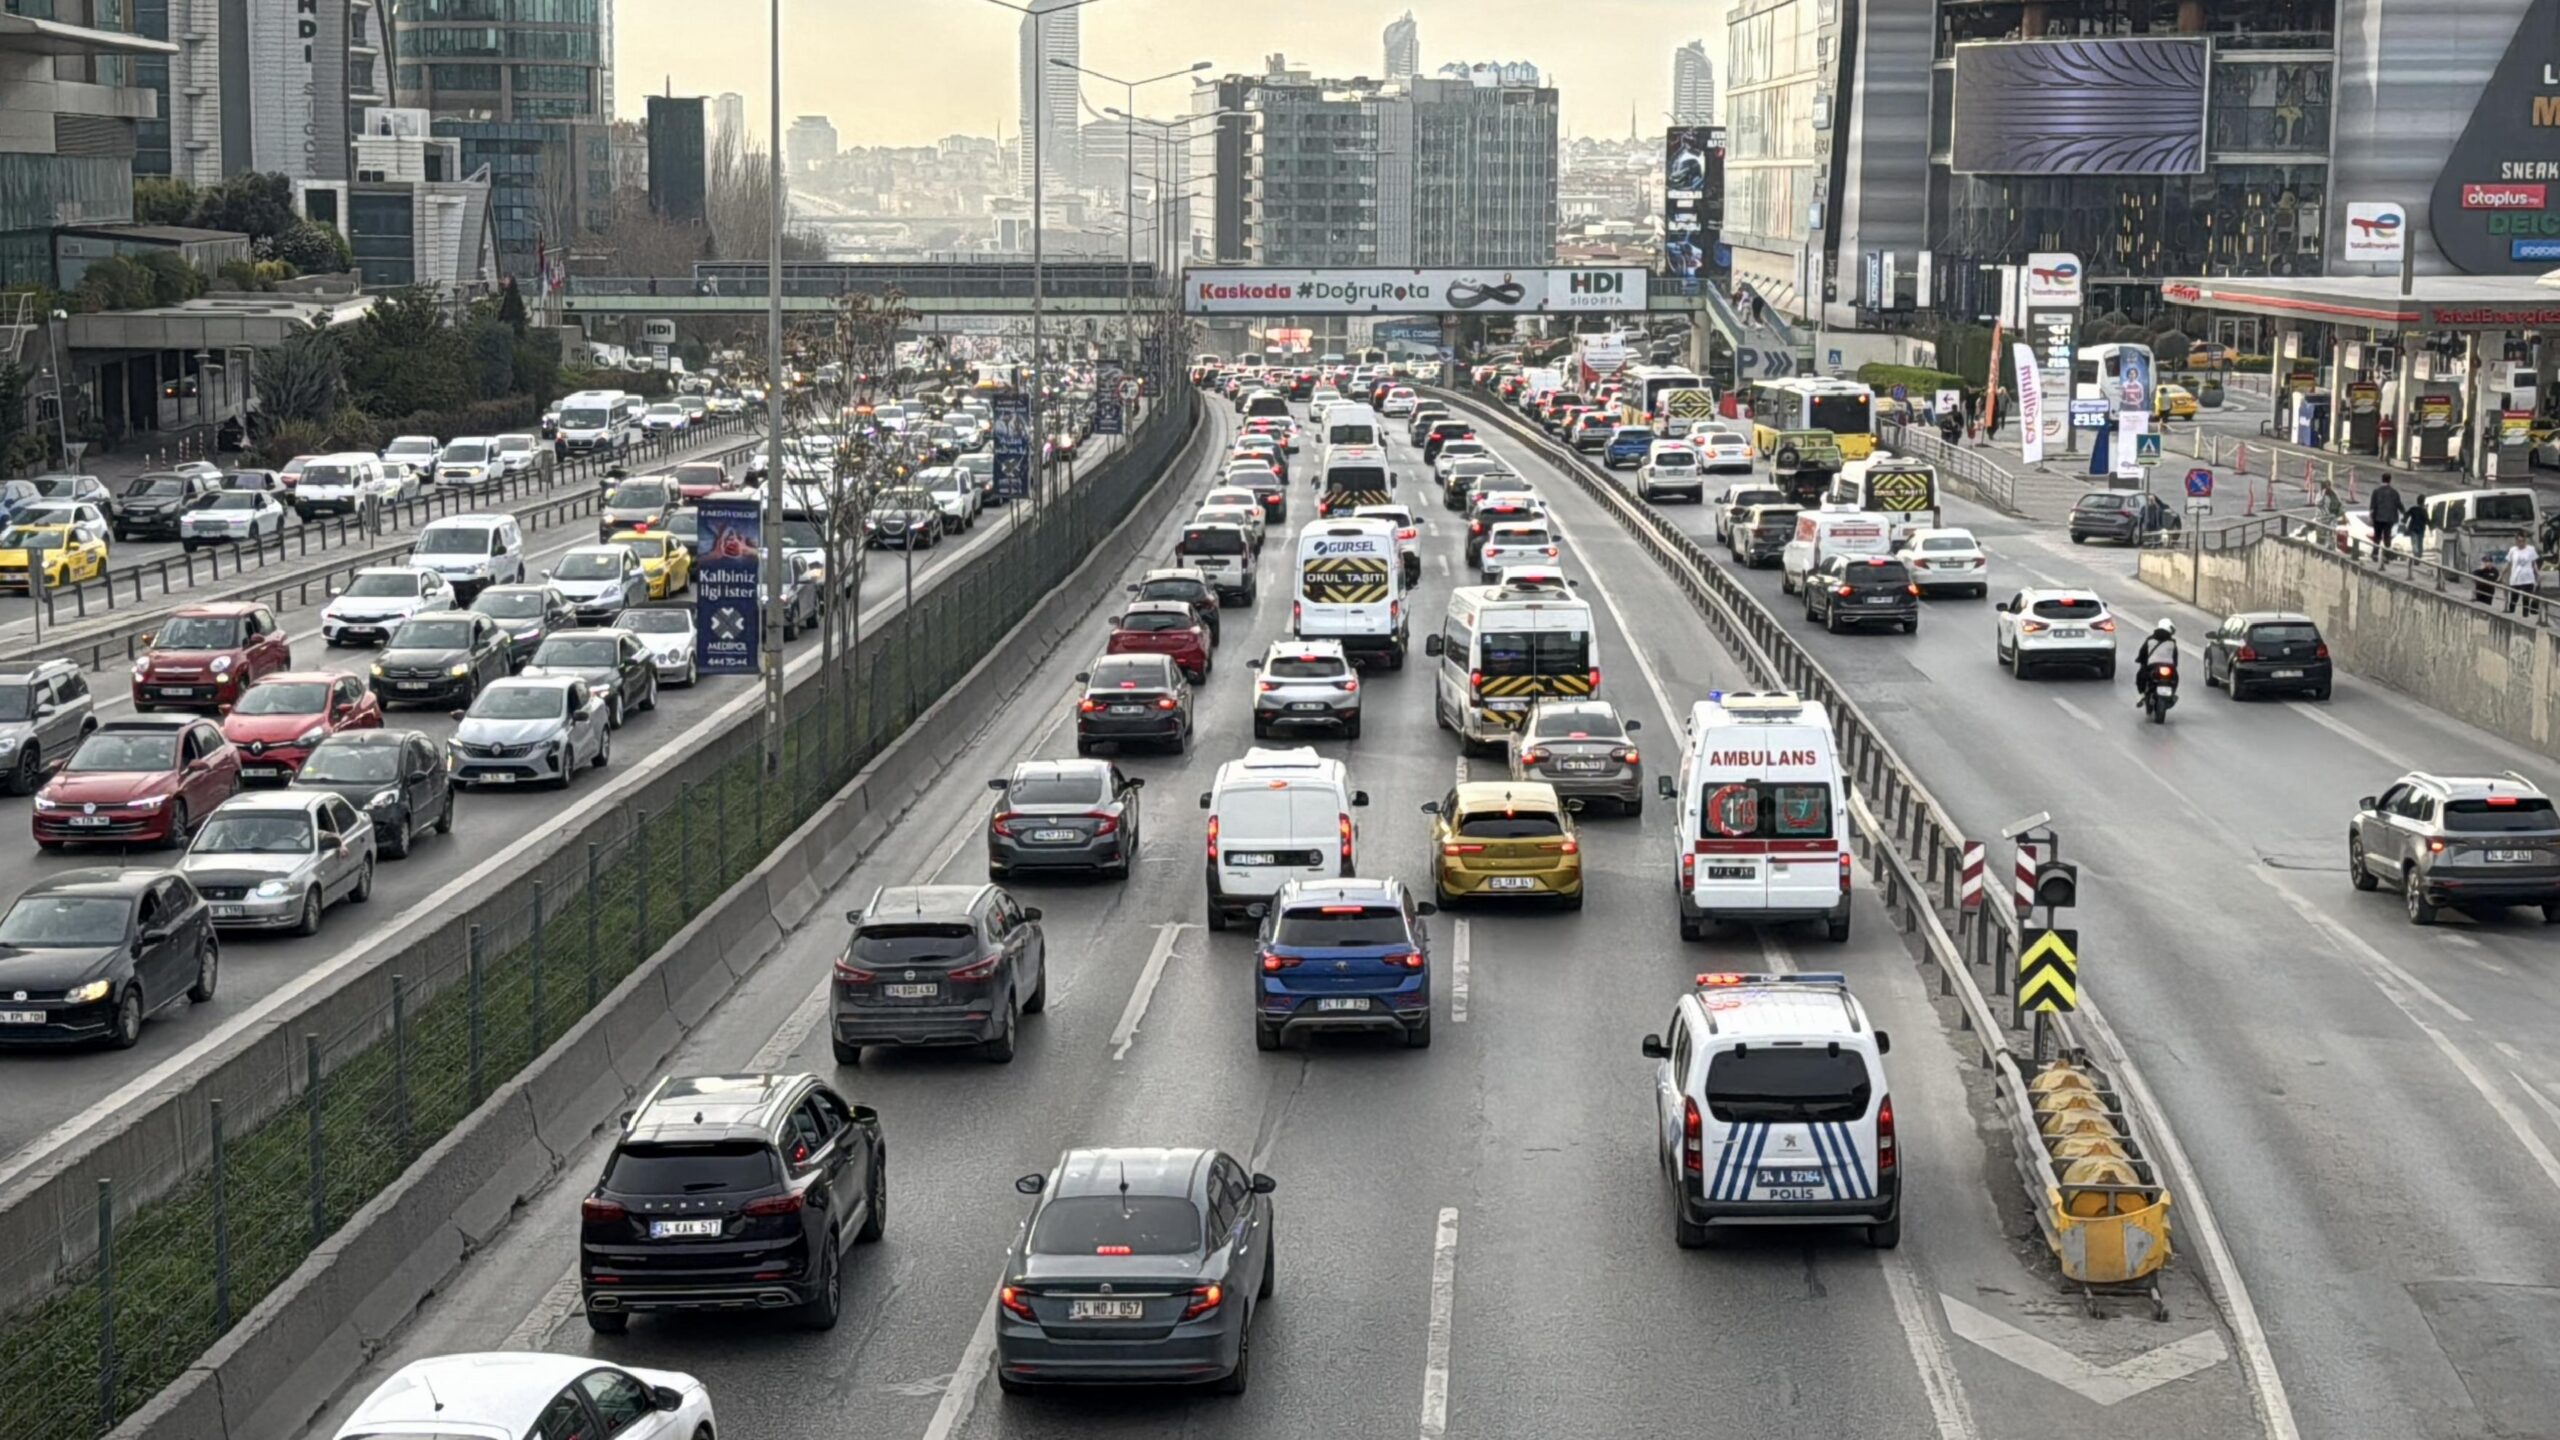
[1485,876,1537,890]
[1758,1166,1825,1188]
[1070,1299,1146,1321]
[649,1218,723,1239]
[1316,997,1368,1012]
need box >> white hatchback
[1994,587,2118,679]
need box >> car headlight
[209,656,233,673]
[133,660,149,678]
[367,788,400,809]
[296,727,329,746]
[30,797,56,811]
[447,663,471,678]
[253,879,289,898]
[126,795,164,811]
[369,663,386,677]
[64,980,111,1005]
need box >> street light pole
[762,0,786,773]
[1054,60,1207,416]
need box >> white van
[555,389,638,457]
[1780,508,1892,595]
[1322,402,1383,449]
[293,452,393,517]
[411,513,528,599]
[1424,583,1600,749]
[1198,747,1371,930]
[1659,691,1850,942]
[1294,517,1407,666]
[1827,455,1940,547]
[1317,444,1395,518]
[1177,518,1259,606]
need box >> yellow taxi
[608,528,693,598]
[1420,780,1585,909]
[0,523,108,593]
[2154,383,2198,421]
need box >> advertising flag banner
[2116,344,2154,415]
[693,497,763,675]
[2013,342,2047,466]
[1094,366,1125,435]
[993,391,1033,500]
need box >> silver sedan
[179,790,377,935]
[1507,699,1645,814]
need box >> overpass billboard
[1183,267,1648,315]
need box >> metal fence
[0,391,1196,1438]
[1877,420,2019,513]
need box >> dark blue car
[1252,878,1436,1051]
[1603,425,1656,470]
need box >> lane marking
[1756,930,1793,975]
[1110,923,1187,1060]
[1554,525,1685,754]
[920,1295,1001,1440]
[1883,1268,1979,1438]
[1943,1294,2225,1406]
[1450,919,1471,1023]
[1417,1206,1460,1440]
[2048,695,2105,733]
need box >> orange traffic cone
[2234,443,2248,475]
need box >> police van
[1424,583,1599,749]
[1640,972,1899,1248]
[1659,692,1850,942]
[554,389,639,458]
[1198,747,1371,931]
[1317,444,1395,517]
[1294,516,1407,666]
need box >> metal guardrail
[1440,384,2177,1300]
[1877,421,2020,514]
[2186,505,2560,630]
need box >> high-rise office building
[1672,39,1714,126]
[712,91,746,148]
[1384,11,1419,82]
[785,115,838,172]
[1016,0,1081,199]
[1410,73,1558,266]
[647,95,705,221]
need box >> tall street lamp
[761,0,788,772]
[1113,108,1233,385]
[1052,58,1208,362]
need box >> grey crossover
[833,883,1046,1064]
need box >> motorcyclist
[2133,619,2178,708]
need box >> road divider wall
[1,393,1203,1440]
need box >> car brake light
[2236,646,2258,662]
[1908,585,1921,597]
[1155,696,1178,711]
[1471,520,1485,534]
[1469,670,1483,689]
[1443,842,1486,855]
[1522,746,1549,764]
[1877,1097,1897,1171]
[1840,853,1854,891]
[2094,618,2117,633]
[1182,1283,1224,1321]
[1681,852,1695,886]
[1615,747,1639,764]
[833,956,877,982]
[990,811,1020,836]
[1292,601,1303,627]
[1339,812,1354,862]
[1589,668,1602,688]
[1398,527,1417,540]
[1206,815,1219,862]
[1261,952,1301,973]
[2487,795,2520,807]
[1836,585,1855,597]
[2020,620,2049,635]
[1094,1245,1134,1256]
[1390,951,1425,970]
[2427,839,2446,853]
[1257,681,1277,694]
[1078,698,1101,712]
[1000,1285,1038,1321]
[1544,547,1558,558]
[1682,1098,1703,1175]
[1554,838,1580,855]
[1087,812,1120,835]
[2314,642,2330,660]
[741,1192,804,1217]
[580,1197,626,1222]
[950,954,1003,981]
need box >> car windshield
[441,442,488,462]
[0,893,133,946]
[155,616,247,649]
[192,813,313,855]
[607,482,669,509]
[0,687,31,722]
[560,406,610,429]
[2247,622,2320,644]
[1479,630,1590,678]
[603,1141,779,1195]
[961,456,992,475]
[2443,797,2559,833]
[852,922,977,961]
[1029,1195,1204,1256]
[301,464,357,487]
[1274,904,1410,946]
[393,617,477,650]
[472,590,546,620]
[620,609,690,634]
[387,439,437,457]
[554,552,622,580]
[1651,450,1697,466]
[298,743,402,783]
[779,519,823,550]
[125,477,187,498]
[1118,611,1192,633]
[1705,1047,1873,1124]
[2,527,63,550]
[649,405,684,418]
[1136,580,1204,605]
[929,471,968,495]
[536,636,620,666]
[473,687,569,721]
[1845,561,1911,585]
[880,489,933,511]
[674,465,724,486]
[344,573,422,598]
[496,436,534,453]
[235,681,328,715]
[2078,495,2129,511]
[416,527,493,555]
[1009,773,1105,806]
[68,732,180,772]
[1455,810,1562,839]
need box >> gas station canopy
[2159,275,2560,332]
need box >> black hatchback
[292,729,454,858]
[1804,555,1921,634]
[2202,611,2332,701]
[0,868,215,1048]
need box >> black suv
[113,471,223,542]
[1804,555,1920,634]
[834,884,1047,1063]
[579,1072,885,1333]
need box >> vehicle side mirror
[1566,799,1586,814]
[1875,1030,1891,1055]
[650,1385,684,1413]
[449,708,468,722]
[1245,903,1268,920]
[1015,1173,1046,1196]
[1424,634,1445,656]
[987,778,1008,791]
[1624,719,1641,732]
[1198,791,1212,810]
[2358,796,2377,812]
[1656,776,1676,799]
[1641,1033,1671,1060]
[1996,599,2013,613]
[1249,1173,1277,1195]
[1415,901,1439,917]
[1073,672,1090,684]
[1125,778,1144,790]
[1418,800,1440,815]
[1022,907,1043,922]
[1247,658,1262,670]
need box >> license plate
[69,816,111,827]
[0,1011,42,1024]
[2487,850,2535,863]
[883,983,939,999]
[1111,704,1147,714]
[1069,1299,1146,1321]
[2051,627,2087,638]
[159,687,197,697]
[243,767,281,779]
[2271,668,2303,678]
[1029,829,1077,843]
[1227,852,1276,866]
[1706,864,1754,880]
[1864,595,1896,604]
[1485,876,1538,891]
[398,681,429,691]
[1757,1166,1826,1188]
[213,905,244,918]
[1289,702,1328,712]
[649,1218,723,1239]
[1484,699,1528,711]
[480,773,516,784]
[1557,759,1605,771]
[1316,997,1369,1012]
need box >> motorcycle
[2140,660,2179,724]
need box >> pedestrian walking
[2366,473,2404,567]
[2505,535,2542,617]
[2401,503,2429,576]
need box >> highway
[0,421,1130,1180]
[297,395,2256,1440]
[1459,392,2560,1440]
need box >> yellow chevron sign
[1301,557,1389,603]
[1323,487,1393,510]
[1474,672,1595,698]
[2018,927,2079,1013]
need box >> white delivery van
[410,513,527,599]
[1294,516,1407,666]
[1322,403,1383,449]
[1317,444,1395,518]
[1424,583,1600,749]
[1198,747,1371,930]
[554,389,638,458]
[1660,691,1850,943]
[1780,507,1893,595]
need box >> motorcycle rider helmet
[2152,619,2175,640]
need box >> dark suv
[833,884,1047,1064]
[2348,773,2560,925]
[1803,555,1920,634]
[1252,877,1437,1051]
[579,1072,884,1333]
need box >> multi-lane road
[292,397,2271,1440]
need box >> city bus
[1748,378,1877,460]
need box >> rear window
[1918,536,1974,552]
[1182,526,1246,555]
[1700,782,1834,840]
[1268,654,1347,679]
[852,922,978,962]
[2474,493,2537,524]
[1029,1195,1203,1255]
[1274,904,1411,946]
[2076,494,2129,511]
[1846,561,1911,585]
[1090,658,1170,689]
[2030,597,2104,621]
[1651,449,1698,465]
[1704,1048,1873,1124]
[2443,797,2558,833]
[2246,622,2320,644]
[602,1141,779,1195]
[1324,466,1388,491]
[1010,774,1105,806]
[1119,610,1193,633]
[1455,810,1562,839]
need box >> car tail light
[2020,620,2049,635]
[2094,618,2117,633]
[742,1192,804,1217]
[580,1197,626,1223]
[833,957,877,982]
[950,954,1003,981]
[1260,952,1300,973]
[1907,585,1921,597]
[1589,668,1602,688]
[1078,698,1101,713]
[1182,1283,1225,1321]
[1614,747,1640,764]
[1206,815,1219,862]
[1094,1245,1133,1256]
[999,1285,1038,1321]
[1469,670,1483,690]
[1154,696,1178,711]
[2314,642,2330,659]
[1840,853,1854,892]
[1681,852,1695,887]
[1086,812,1121,835]
[1682,1098,1704,1175]
[1442,842,1486,856]
[1471,520,1485,534]
[1337,678,1359,693]
[1339,812,1354,862]
[1398,527,1417,540]
[1292,601,1302,628]
[1876,1097,1897,1172]
[1836,585,1855,597]
[1522,746,1549,764]
[1551,838,1580,855]
[1388,951,1425,970]
[990,811,1020,837]
[2236,645,2258,663]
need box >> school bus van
[1424,583,1599,748]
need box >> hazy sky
[613,0,1727,146]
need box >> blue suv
[1603,424,1656,470]
[1251,878,1437,1052]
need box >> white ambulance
[1658,692,1850,942]
[1641,971,1900,1248]
[1294,516,1408,667]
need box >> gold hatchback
[1421,780,1584,909]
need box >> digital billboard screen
[1663,125,1726,280]
[1950,38,2207,176]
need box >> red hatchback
[1106,601,1213,684]
[219,672,382,783]
[33,715,239,849]
[133,602,291,711]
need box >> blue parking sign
[2184,467,2213,498]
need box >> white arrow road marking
[1941,1294,2228,1405]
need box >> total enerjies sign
[2023,252,2083,308]
[2343,202,2408,264]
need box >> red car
[132,602,291,711]
[670,461,729,501]
[218,672,382,784]
[1106,601,1213,684]
[33,715,240,850]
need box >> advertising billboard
[1950,38,2207,176]
[1182,268,1649,315]
[247,0,351,183]
[1093,365,1124,436]
[692,497,763,676]
[2024,253,2085,308]
[2428,0,2560,272]
[992,392,1032,501]
[1662,126,1725,280]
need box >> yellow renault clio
[1420,780,1585,909]
[608,528,693,598]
